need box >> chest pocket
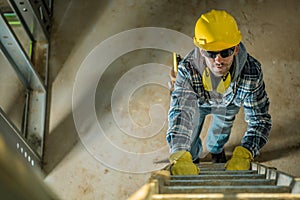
[223,83,240,106]
[230,75,256,107]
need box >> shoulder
[237,54,264,90]
[177,49,198,77]
[240,54,263,78]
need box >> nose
[214,54,223,63]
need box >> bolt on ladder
[128,162,300,200]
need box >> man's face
[200,46,239,77]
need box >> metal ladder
[128,162,300,200]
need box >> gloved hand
[169,151,199,175]
[225,146,253,170]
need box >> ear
[199,48,206,57]
[234,45,240,55]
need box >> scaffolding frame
[0,0,52,169]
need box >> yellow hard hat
[194,10,242,51]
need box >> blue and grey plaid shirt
[167,43,272,157]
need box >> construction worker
[167,10,272,175]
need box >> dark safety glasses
[202,46,236,59]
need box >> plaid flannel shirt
[167,48,272,157]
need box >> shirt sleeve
[241,69,272,157]
[166,64,198,154]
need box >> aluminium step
[160,185,291,194]
[170,173,266,180]
[150,193,300,200]
[199,170,258,174]
[127,162,300,200]
[166,178,276,186]
[198,162,226,171]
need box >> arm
[166,64,198,154]
[241,69,272,157]
[225,60,272,171]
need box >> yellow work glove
[225,146,253,170]
[169,151,199,175]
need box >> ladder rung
[166,179,276,186]
[160,185,291,194]
[200,170,257,174]
[196,163,226,171]
[171,174,266,180]
[200,168,225,171]
[128,162,300,200]
[152,193,300,200]
[198,163,225,168]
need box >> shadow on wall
[43,0,112,175]
[43,60,106,174]
[256,122,300,162]
[256,143,300,163]
[43,112,78,174]
[49,0,111,83]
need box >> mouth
[216,64,225,69]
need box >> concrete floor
[1,0,299,199]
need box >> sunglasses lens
[203,51,218,58]
[203,47,235,58]
[220,47,235,57]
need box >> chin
[213,71,225,77]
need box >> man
[167,10,272,175]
